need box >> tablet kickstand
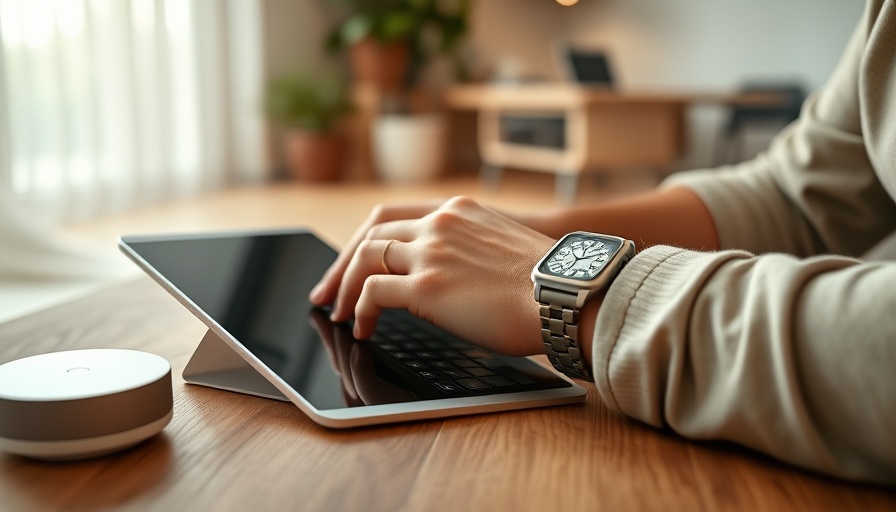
[182,329,288,401]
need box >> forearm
[516,186,720,252]
[591,246,896,484]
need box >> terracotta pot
[349,38,410,92]
[282,130,346,182]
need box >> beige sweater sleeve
[591,0,896,485]
[593,247,896,484]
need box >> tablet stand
[182,330,288,401]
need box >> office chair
[715,82,806,165]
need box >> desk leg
[555,173,579,204]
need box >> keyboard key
[403,342,423,351]
[418,371,442,381]
[463,349,492,359]
[430,361,456,370]
[481,376,515,388]
[465,367,496,377]
[453,359,481,368]
[417,351,440,360]
[457,378,490,390]
[478,358,504,368]
[440,350,465,359]
[391,352,414,361]
[442,368,471,379]
[405,361,427,370]
[434,381,463,393]
[489,365,536,385]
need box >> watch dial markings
[546,238,611,279]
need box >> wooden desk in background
[1,182,894,511]
[444,84,787,202]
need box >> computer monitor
[555,44,615,87]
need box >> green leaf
[263,71,352,132]
[376,10,418,41]
[322,0,471,84]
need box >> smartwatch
[531,232,635,381]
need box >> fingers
[308,309,339,370]
[352,274,414,339]
[308,309,360,401]
[310,202,442,306]
[329,215,420,321]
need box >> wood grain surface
[1,277,894,511]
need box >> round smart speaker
[0,349,173,460]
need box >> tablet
[119,229,586,428]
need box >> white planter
[373,114,446,184]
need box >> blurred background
[0,0,864,320]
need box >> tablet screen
[122,231,571,411]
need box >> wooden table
[444,84,788,203]
[2,181,895,510]
[2,279,895,511]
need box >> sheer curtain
[0,0,267,321]
[0,0,267,223]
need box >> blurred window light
[0,0,259,222]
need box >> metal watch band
[538,292,593,382]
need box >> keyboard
[369,310,539,398]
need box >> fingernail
[309,284,322,303]
[353,324,361,338]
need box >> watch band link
[538,302,593,381]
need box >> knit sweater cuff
[590,245,738,421]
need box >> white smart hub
[0,349,173,460]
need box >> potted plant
[326,0,471,91]
[325,0,471,183]
[264,71,352,182]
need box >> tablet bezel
[119,228,587,428]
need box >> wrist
[512,210,563,238]
[532,232,633,381]
[575,293,603,372]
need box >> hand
[310,198,446,307]
[310,196,556,357]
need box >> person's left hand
[318,196,555,357]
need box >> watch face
[540,234,622,281]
